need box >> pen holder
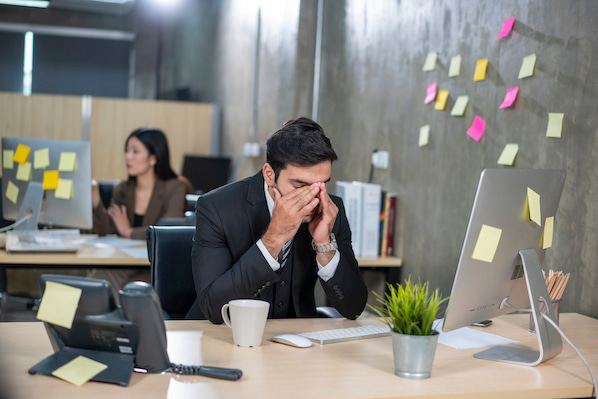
[528,299,561,333]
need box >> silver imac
[443,168,566,366]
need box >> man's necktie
[278,239,293,268]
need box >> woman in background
[90,127,186,291]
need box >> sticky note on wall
[423,52,438,71]
[58,152,77,172]
[519,54,537,79]
[419,125,430,147]
[546,113,564,138]
[450,96,469,116]
[36,281,82,329]
[467,116,486,142]
[496,17,515,39]
[13,144,30,164]
[472,224,502,263]
[499,87,519,109]
[34,148,50,169]
[448,55,461,77]
[424,82,437,104]
[3,150,14,169]
[474,59,488,81]
[497,143,519,166]
[435,90,449,110]
[6,180,19,204]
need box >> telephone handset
[120,282,243,381]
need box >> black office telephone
[28,275,242,386]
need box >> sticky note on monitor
[16,162,32,182]
[13,144,30,164]
[472,224,502,263]
[542,216,554,249]
[424,82,437,104]
[546,113,564,138]
[423,52,437,71]
[3,150,14,169]
[58,152,77,172]
[474,59,488,81]
[527,187,541,226]
[419,125,430,147]
[43,171,60,190]
[467,116,486,142]
[519,54,537,79]
[448,55,461,77]
[34,148,51,169]
[496,17,515,39]
[450,95,469,116]
[435,90,449,110]
[499,87,519,109]
[6,180,19,204]
[36,281,82,329]
[497,143,519,166]
[55,179,73,200]
[52,356,108,386]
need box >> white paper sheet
[433,319,519,349]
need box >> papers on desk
[81,236,146,248]
[433,319,519,349]
[119,247,149,259]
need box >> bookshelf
[357,256,402,268]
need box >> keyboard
[298,325,391,344]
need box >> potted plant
[369,276,447,379]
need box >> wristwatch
[311,233,338,253]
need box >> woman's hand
[107,205,133,238]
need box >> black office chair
[146,225,203,320]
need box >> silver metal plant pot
[391,331,439,379]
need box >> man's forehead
[279,162,332,183]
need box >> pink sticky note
[499,86,519,109]
[424,82,437,104]
[496,17,515,39]
[467,116,486,142]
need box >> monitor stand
[473,248,563,366]
[15,181,43,231]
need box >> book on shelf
[383,193,397,257]
[351,182,381,258]
[336,181,363,257]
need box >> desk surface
[0,313,595,399]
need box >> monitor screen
[181,155,231,194]
[442,168,566,365]
[1,137,92,229]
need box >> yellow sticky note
[435,90,449,110]
[52,356,107,386]
[497,143,519,166]
[419,125,430,147]
[13,144,30,164]
[474,59,488,81]
[423,51,437,71]
[542,216,554,249]
[3,150,14,169]
[450,95,469,116]
[6,180,19,204]
[55,179,73,200]
[546,113,564,138]
[16,162,32,182]
[448,55,461,77]
[519,53,536,79]
[472,224,502,263]
[527,187,541,226]
[58,152,77,172]
[36,281,82,329]
[34,148,50,169]
[43,171,60,190]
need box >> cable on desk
[541,313,597,399]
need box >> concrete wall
[160,0,598,318]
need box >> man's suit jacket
[93,178,186,240]
[191,171,368,324]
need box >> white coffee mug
[221,299,270,347]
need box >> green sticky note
[474,59,488,81]
[16,162,32,182]
[34,148,50,169]
[497,143,519,166]
[3,150,14,169]
[55,179,73,200]
[423,51,437,71]
[13,144,30,164]
[419,125,430,147]
[519,53,537,79]
[36,281,82,329]
[472,224,502,263]
[450,95,469,116]
[448,55,461,77]
[58,152,77,172]
[527,187,541,226]
[6,180,19,204]
[435,90,449,110]
[546,113,564,138]
[52,356,107,386]
[542,216,554,249]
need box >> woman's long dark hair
[126,127,177,182]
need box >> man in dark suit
[190,117,367,324]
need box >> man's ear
[262,163,275,186]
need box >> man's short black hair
[266,117,338,180]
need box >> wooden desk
[1,313,595,398]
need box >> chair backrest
[146,225,201,319]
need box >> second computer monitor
[181,155,231,194]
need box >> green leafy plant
[368,276,448,336]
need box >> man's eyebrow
[290,177,331,185]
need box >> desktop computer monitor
[181,155,231,194]
[1,137,92,230]
[442,168,566,366]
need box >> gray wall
[160,0,598,318]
